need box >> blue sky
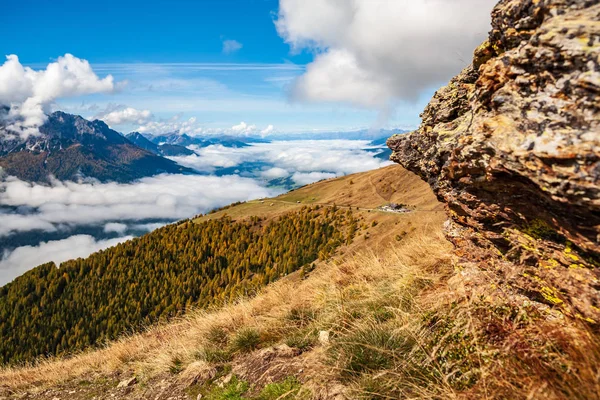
[1,0,433,134]
[2,0,296,65]
[0,0,498,282]
[1,0,495,135]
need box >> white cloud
[173,145,245,172]
[222,39,243,54]
[231,121,257,135]
[261,167,290,180]
[0,235,133,286]
[137,115,202,135]
[0,213,58,236]
[130,222,167,232]
[103,222,128,234]
[275,0,496,107]
[291,171,336,186]
[0,54,115,139]
[136,116,275,137]
[261,124,274,135]
[94,105,153,126]
[170,139,392,177]
[0,174,278,237]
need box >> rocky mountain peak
[41,111,128,145]
[388,0,599,323]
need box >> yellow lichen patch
[567,253,579,261]
[565,242,573,253]
[576,314,597,324]
[541,287,563,305]
[521,233,536,242]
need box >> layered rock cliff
[388,0,599,324]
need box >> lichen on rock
[388,0,599,323]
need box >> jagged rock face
[388,0,599,323]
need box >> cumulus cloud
[0,54,115,139]
[0,235,132,286]
[0,174,277,237]
[275,0,496,107]
[231,121,257,135]
[222,39,243,54]
[261,125,274,135]
[94,104,153,126]
[173,145,246,172]
[0,212,58,236]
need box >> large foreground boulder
[389,0,599,323]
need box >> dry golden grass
[194,164,442,225]
[0,220,451,394]
[2,165,599,399]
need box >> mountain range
[143,132,257,148]
[0,112,194,183]
[125,132,195,157]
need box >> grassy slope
[195,165,443,253]
[1,165,598,399]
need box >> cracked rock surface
[388,0,599,323]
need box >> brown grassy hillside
[2,164,598,399]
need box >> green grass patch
[256,376,308,400]
[204,376,249,400]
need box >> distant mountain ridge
[125,132,194,157]
[0,112,194,183]
[265,128,409,141]
[144,132,254,148]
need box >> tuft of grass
[230,328,262,354]
[207,325,229,346]
[169,355,184,375]
[284,330,317,352]
[330,324,415,377]
[353,373,401,400]
[195,346,233,364]
[286,306,317,327]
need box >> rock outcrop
[388,0,599,323]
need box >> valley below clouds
[0,139,391,285]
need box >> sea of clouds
[0,139,391,285]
